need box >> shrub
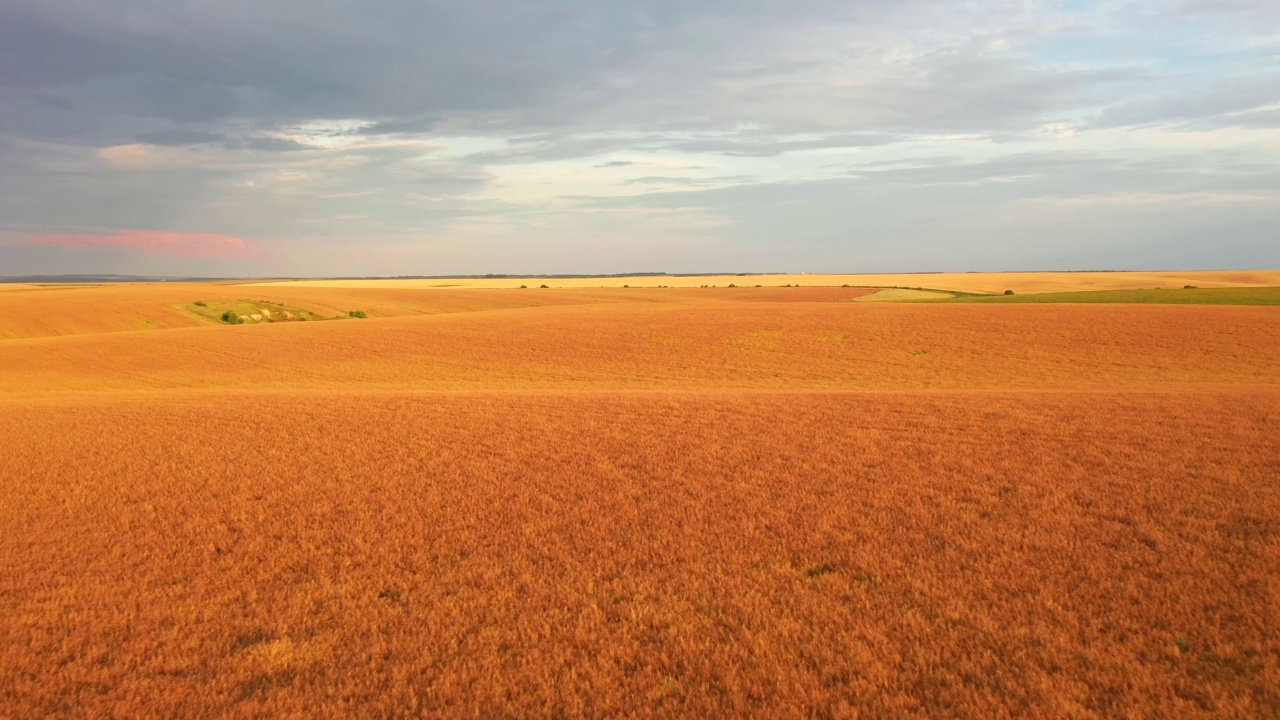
[520,285,527,289]
[348,310,368,318]
[728,283,737,288]
[1004,290,1015,296]
[806,563,839,578]
[1184,285,1197,289]
[540,284,550,289]
[194,300,207,307]
[622,285,629,288]
[220,311,243,325]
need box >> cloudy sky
[1,0,1277,277]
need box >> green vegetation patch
[176,299,328,325]
[929,286,1280,306]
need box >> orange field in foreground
[2,284,1279,718]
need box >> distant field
[248,269,1280,295]
[2,281,1278,717]
[2,279,1277,341]
[934,286,1280,305]
[0,284,877,340]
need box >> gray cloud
[0,0,1137,146]
[1090,72,1280,129]
[130,129,313,152]
[622,175,755,187]
[573,151,1280,210]
[134,129,227,146]
[1184,106,1280,131]
[557,150,1280,272]
[237,137,314,152]
[1163,0,1280,29]
[663,133,899,157]
[1,0,1277,275]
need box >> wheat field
[2,281,1278,718]
[251,269,1280,294]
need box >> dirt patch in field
[855,288,956,301]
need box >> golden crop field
[0,282,712,340]
[2,281,1279,718]
[252,269,1280,294]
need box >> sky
[1,0,1278,277]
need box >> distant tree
[220,311,244,325]
[348,310,368,318]
[1004,290,1015,296]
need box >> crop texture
[1,283,1278,718]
